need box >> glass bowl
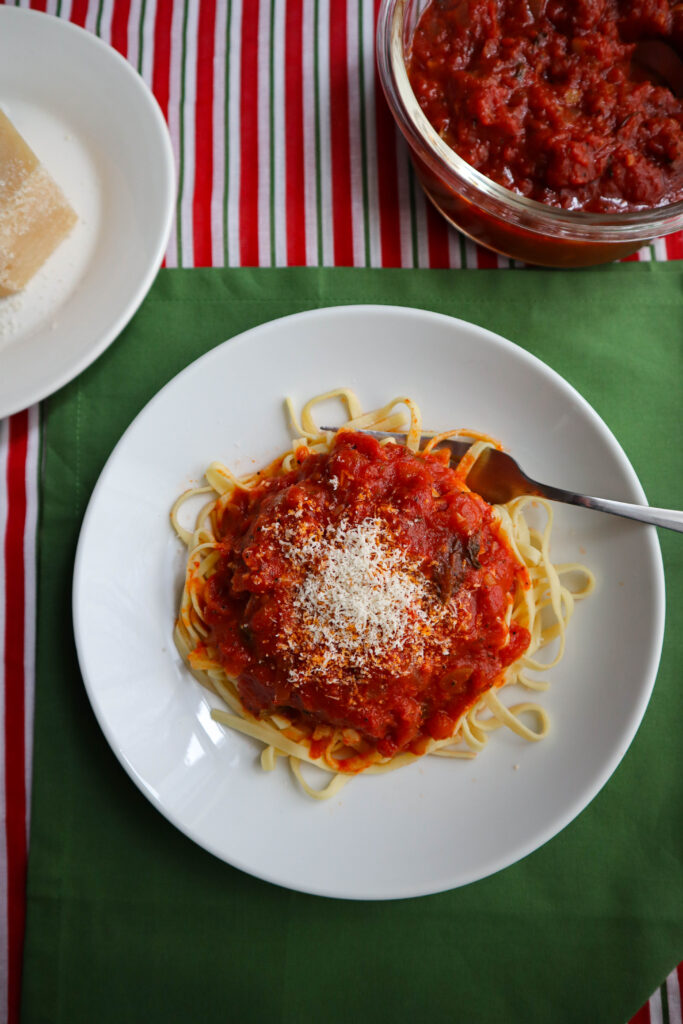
[376,0,683,267]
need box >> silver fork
[323,428,683,533]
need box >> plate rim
[0,6,175,417]
[71,304,666,899]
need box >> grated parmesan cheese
[278,516,454,685]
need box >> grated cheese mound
[279,516,453,683]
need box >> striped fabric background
[0,2,681,1021]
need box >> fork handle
[535,483,683,533]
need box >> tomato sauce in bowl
[407,0,683,213]
[377,0,683,265]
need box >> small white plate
[0,8,174,417]
[73,307,665,900]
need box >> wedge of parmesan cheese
[0,108,76,296]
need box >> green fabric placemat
[22,265,683,1024]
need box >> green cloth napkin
[22,266,682,1024]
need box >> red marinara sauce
[198,432,529,762]
[407,0,683,212]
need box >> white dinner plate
[0,8,174,417]
[73,306,665,900]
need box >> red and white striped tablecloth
[0,2,681,1021]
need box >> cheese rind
[0,108,77,296]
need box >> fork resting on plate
[324,429,683,534]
